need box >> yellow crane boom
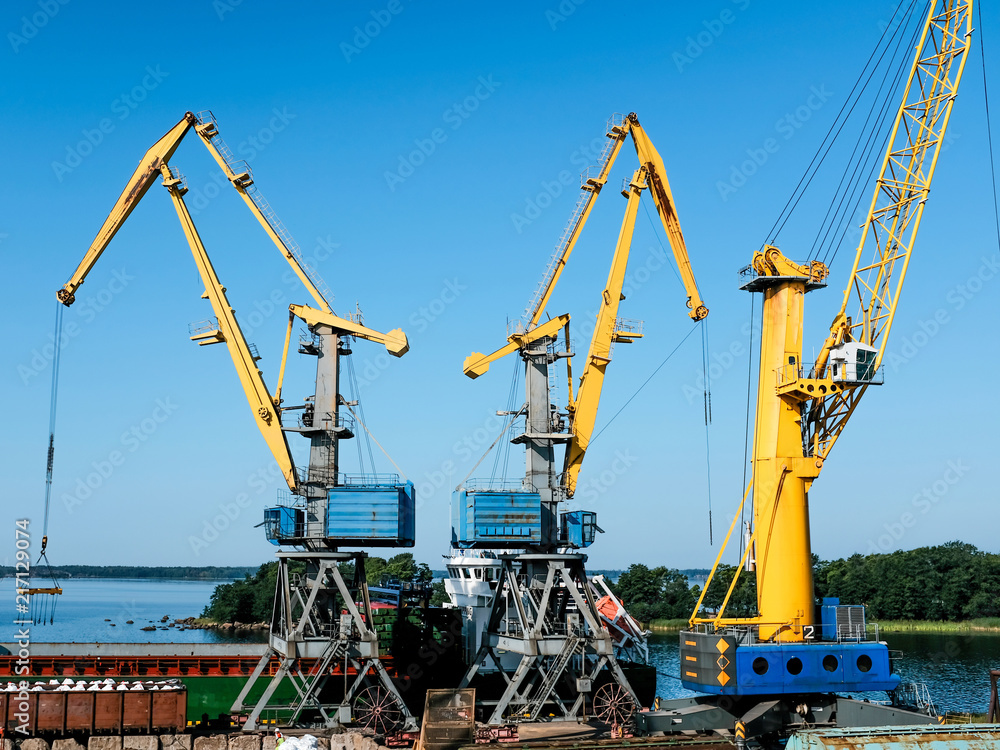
[59,111,332,315]
[57,114,197,306]
[465,112,707,501]
[163,170,299,491]
[561,168,648,497]
[525,112,707,329]
[57,112,410,494]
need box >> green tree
[430,579,450,606]
[613,565,696,621]
[202,561,304,623]
[698,564,757,618]
[813,542,999,622]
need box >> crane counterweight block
[287,304,410,357]
[383,328,409,357]
[463,352,490,379]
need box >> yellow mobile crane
[57,111,419,732]
[454,113,707,725]
[639,0,973,741]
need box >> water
[648,631,1000,713]
[1,577,257,645]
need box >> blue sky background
[2,0,998,572]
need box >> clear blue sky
[2,1,998,572]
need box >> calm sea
[1,577,250,645]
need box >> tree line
[814,541,1000,620]
[0,565,256,580]
[610,542,999,623]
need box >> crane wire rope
[700,320,714,545]
[488,350,522,488]
[341,402,409,483]
[346,344,378,477]
[501,358,521,482]
[810,0,923,265]
[640,195,684,290]
[762,0,919,250]
[588,324,699,449]
[978,0,1000,253]
[638,163,713,541]
[818,4,925,269]
[739,292,756,563]
[738,5,922,565]
[33,301,65,624]
[344,349,368,475]
[456,405,527,491]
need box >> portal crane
[640,0,973,740]
[58,111,416,732]
[455,113,707,726]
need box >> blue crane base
[679,630,901,695]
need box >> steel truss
[234,551,416,732]
[461,553,639,726]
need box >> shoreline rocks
[170,617,268,633]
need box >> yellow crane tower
[638,1,974,742]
